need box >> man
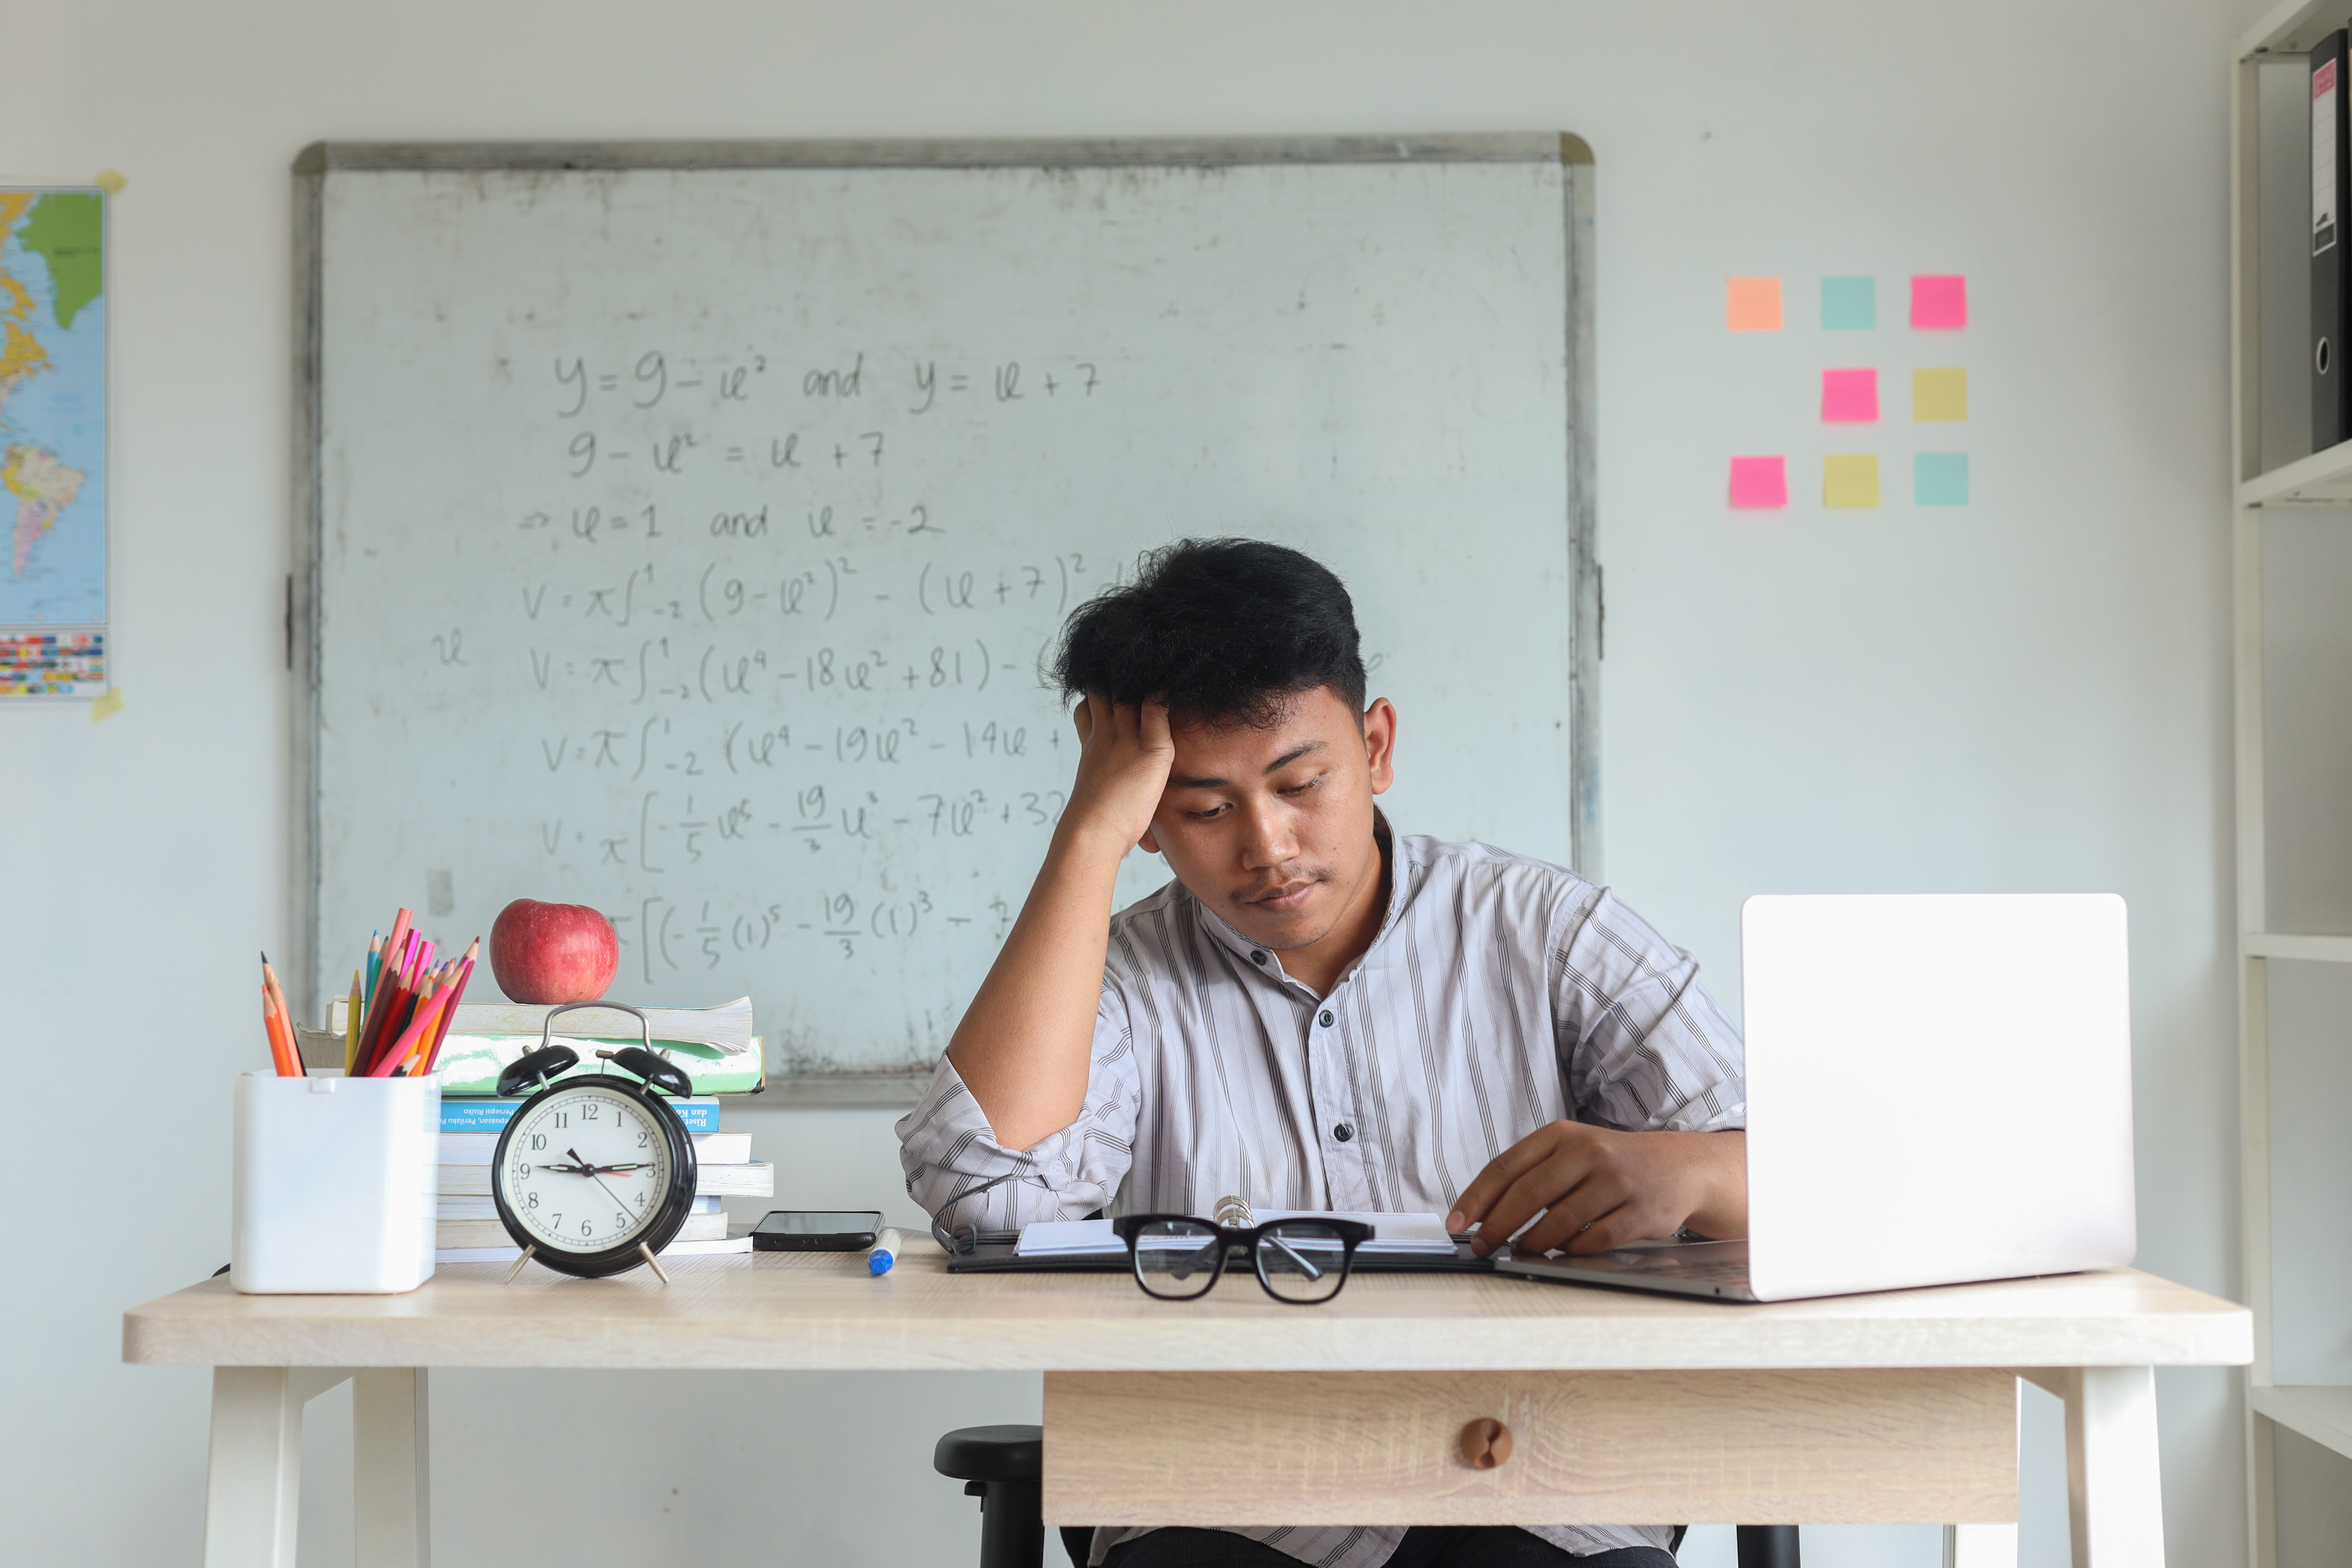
[898,538,1746,1568]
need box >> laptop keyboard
[1622,1252,1751,1284]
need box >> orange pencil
[420,941,479,1075]
[262,981,298,1076]
[370,983,451,1077]
[365,978,425,1079]
[260,953,301,1075]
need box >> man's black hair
[1051,537,1366,728]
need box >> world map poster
[0,186,106,700]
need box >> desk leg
[2040,1366,2165,1568]
[202,1367,352,1568]
[1943,1524,2018,1567]
[354,1369,430,1568]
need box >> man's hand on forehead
[1064,693,1176,854]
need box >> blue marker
[868,1226,904,1276]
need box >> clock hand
[566,1148,654,1177]
[568,1149,655,1227]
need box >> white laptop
[1497,893,2138,1302]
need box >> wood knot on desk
[1459,1417,1512,1470]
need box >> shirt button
[1318,1009,1335,1027]
[1334,1123,1356,1142]
[1251,951,1268,966]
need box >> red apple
[489,898,619,1005]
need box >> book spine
[2320,33,2352,452]
[435,1210,729,1248]
[436,1162,773,1198]
[439,1098,722,1133]
[439,1131,752,1164]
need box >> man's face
[1140,686,1397,954]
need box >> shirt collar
[1188,809,1406,983]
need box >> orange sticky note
[1821,368,1879,422]
[1911,274,1967,329]
[1824,454,1881,509]
[1728,456,1788,508]
[1726,277,1783,331]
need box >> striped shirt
[897,821,1746,1566]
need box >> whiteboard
[292,137,1597,1101]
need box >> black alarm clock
[489,1002,699,1283]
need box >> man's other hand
[1066,693,1175,854]
[1443,1122,1748,1257]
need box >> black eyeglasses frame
[1110,1213,1374,1305]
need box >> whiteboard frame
[290,135,1599,1106]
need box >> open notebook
[1017,1210,1457,1258]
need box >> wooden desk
[124,1256,2247,1568]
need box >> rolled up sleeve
[896,980,1144,1232]
[1550,884,1746,1134]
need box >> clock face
[495,1083,682,1255]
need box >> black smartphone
[751,1210,884,1251]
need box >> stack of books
[316,996,766,1097]
[296,996,775,1264]
[433,1094,770,1262]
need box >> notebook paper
[1017,1210,1456,1258]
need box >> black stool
[936,1423,1091,1568]
[1737,1526,1801,1566]
[934,1422,1800,1567]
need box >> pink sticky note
[1820,368,1879,422]
[1728,455,1788,509]
[1910,274,1968,329]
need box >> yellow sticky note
[1726,276,1783,331]
[1913,367,1968,421]
[93,170,127,195]
[1824,454,1880,509]
[90,688,124,721]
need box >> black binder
[2316,31,2351,453]
[943,1239,1496,1275]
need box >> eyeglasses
[1112,1214,1373,1305]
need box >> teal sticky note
[1915,452,1969,506]
[1821,276,1875,330]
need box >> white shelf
[2237,0,2342,62]
[2253,1386,2352,1462]
[2239,441,2352,509]
[2243,932,2352,962]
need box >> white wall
[0,2,2254,1564]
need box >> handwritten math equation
[420,340,1155,994]
[547,348,1103,481]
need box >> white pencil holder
[231,1071,440,1294]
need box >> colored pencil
[420,940,479,1074]
[259,959,298,1077]
[345,969,363,1073]
[260,954,301,1076]
[351,962,399,1075]
[338,908,485,1078]
[370,981,450,1077]
[261,985,296,1076]
[353,916,417,1075]
[381,908,413,1000]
